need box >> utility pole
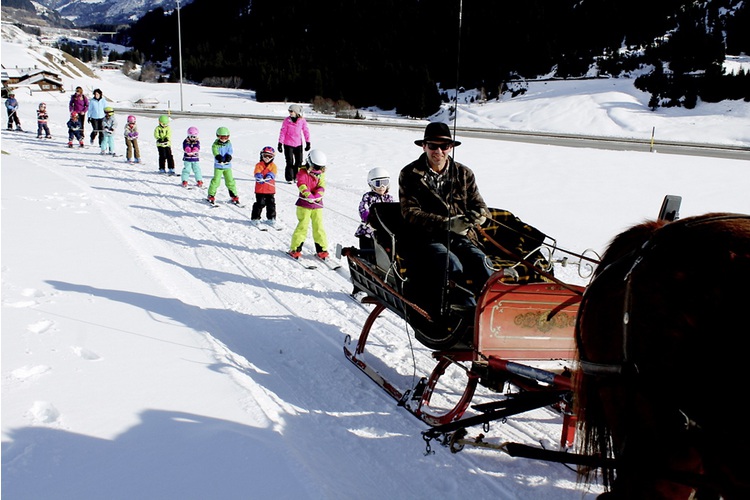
[177,0,184,111]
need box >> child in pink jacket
[278,104,311,183]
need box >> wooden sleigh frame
[343,203,585,448]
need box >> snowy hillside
[2,27,750,499]
[27,0,196,25]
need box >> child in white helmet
[289,149,328,259]
[354,167,394,262]
[123,115,141,164]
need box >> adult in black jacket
[398,122,492,316]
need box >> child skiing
[288,150,329,259]
[67,112,84,148]
[181,126,203,188]
[154,114,175,174]
[124,115,141,164]
[100,107,116,155]
[207,127,239,206]
[36,102,51,139]
[250,146,278,227]
[5,91,22,131]
[354,167,394,262]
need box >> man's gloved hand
[277,143,283,153]
[503,267,520,281]
[466,210,487,226]
[449,215,472,235]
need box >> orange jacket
[254,161,277,194]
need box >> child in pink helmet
[123,115,141,164]
[181,126,203,188]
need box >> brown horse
[575,213,750,499]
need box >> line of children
[154,114,175,174]
[67,112,84,148]
[289,149,329,260]
[25,107,382,270]
[100,107,116,155]
[124,115,141,164]
[250,146,278,227]
[181,127,203,188]
[207,127,240,205]
[36,103,51,139]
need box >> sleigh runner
[342,203,585,448]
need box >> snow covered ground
[2,26,749,499]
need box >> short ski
[281,250,317,269]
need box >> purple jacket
[278,116,311,147]
[355,190,394,237]
[183,138,200,162]
[69,93,89,114]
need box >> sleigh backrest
[368,203,411,284]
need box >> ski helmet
[260,146,275,161]
[288,104,302,115]
[187,126,199,136]
[216,126,230,137]
[367,167,390,189]
[104,106,114,115]
[306,150,327,172]
[127,115,136,123]
[39,102,46,109]
[70,111,78,119]
[158,115,170,125]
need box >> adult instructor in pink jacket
[278,104,311,183]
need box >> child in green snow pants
[208,168,237,198]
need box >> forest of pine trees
[107,0,749,117]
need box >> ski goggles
[369,178,389,188]
[187,135,198,140]
[425,142,453,151]
[261,153,274,159]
